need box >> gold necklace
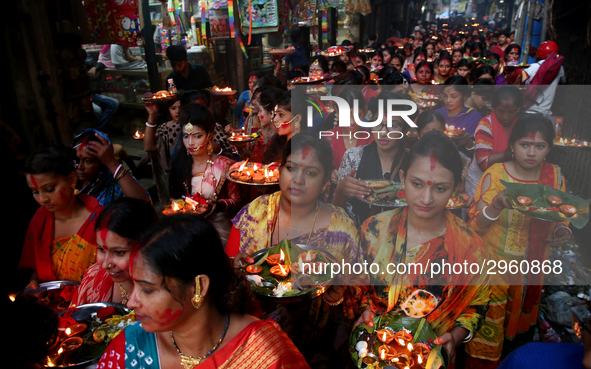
[170,313,229,369]
[273,202,320,246]
[119,283,131,305]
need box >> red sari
[70,264,114,306]
[19,194,103,282]
[97,318,310,369]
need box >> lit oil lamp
[411,343,431,367]
[65,323,87,338]
[133,130,144,140]
[270,264,290,279]
[298,250,317,262]
[47,347,64,367]
[267,249,286,266]
[391,352,414,369]
[377,328,396,344]
[8,293,15,302]
[394,330,413,347]
[379,344,398,362]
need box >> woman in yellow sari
[227,132,362,367]
[465,114,571,368]
[20,146,103,288]
[355,131,490,361]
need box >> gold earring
[207,141,213,156]
[294,119,300,135]
[72,183,80,195]
[191,275,204,310]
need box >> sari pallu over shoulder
[361,207,491,336]
[19,194,104,283]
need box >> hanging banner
[84,0,144,47]
[238,0,278,28]
[209,7,232,39]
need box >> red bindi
[529,132,536,140]
[301,146,310,160]
[30,175,38,190]
[427,181,434,185]
[430,153,437,171]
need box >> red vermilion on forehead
[427,181,434,185]
[31,175,38,190]
[301,146,310,160]
[430,153,437,171]
[99,227,109,244]
[529,132,536,140]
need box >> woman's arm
[124,47,142,62]
[86,134,151,203]
[469,173,511,233]
[143,103,159,153]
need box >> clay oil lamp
[411,343,431,367]
[238,170,251,182]
[379,344,398,362]
[391,352,414,369]
[266,249,286,266]
[377,328,396,344]
[270,264,290,280]
[59,337,83,362]
[65,323,87,338]
[394,330,413,347]
[133,131,144,140]
[298,250,317,262]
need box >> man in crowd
[285,28,309,71]
[491,30,510,59]
[165,45,213,91]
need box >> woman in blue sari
[72,129,150,206]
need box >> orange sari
[360,207,491,337]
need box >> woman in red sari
[97,215,309,369]
[71,198,158,306]
[19,146,104,288]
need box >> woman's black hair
[169,103,216,198]
[249,70,267,80]
[463,40,476,55]
[340,70,364,85]
[457,58,471,69]
[416,110,446,134]
[470,65,496,82]
[442,75,470,96]
[491,85,523,109]
[253,76,279,90]
[180,90,209,107]
[401,130,463,185]
[310,56,330,74]
[138,214,251,314]
[286,69,305,82]
[23,145,76,177]
[436,54,453,66]
[470,78,495,102]
[415,60,434,76]
[338,87,367,112]
[263,90,296,164]
[509,113,555,147]
[258,87,283,113]
[353,53,367,64]
[389,54,404,69]
[504,44,521,60]
[95,197,159,240]
[381,70,411,88]
[331,59,348,74]
[355,65,371,82]
[281,131,334,181]
[413,47,428,63]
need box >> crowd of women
[16,21,582,369]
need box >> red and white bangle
[145,121,157,128]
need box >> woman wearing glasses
[333,91,417,226]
